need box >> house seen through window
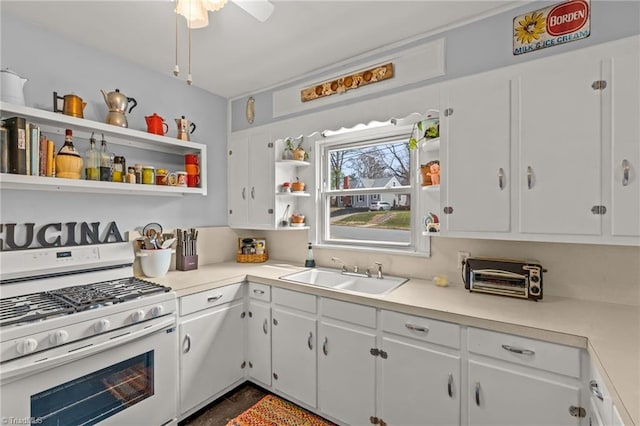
[319,123,417,250]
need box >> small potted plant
[292,136,306,161]
[282,137,294,160]
[408,117,439,150]
[291,177,305,192]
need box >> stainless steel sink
[280,267,408,295]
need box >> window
[319,123,419,251]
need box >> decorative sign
[300,62,394,102]
[0,221,124,251]
[513,0,590,55]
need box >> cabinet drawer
[467,327,581,378]
[321,298,376,328]
[180,283,244,316]
[248,282,271,302]
[272,287,316,313]
[382,310,460,349]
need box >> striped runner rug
[226,394,336,426]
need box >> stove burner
[0,277,170,327]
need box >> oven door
[1,317,178,426]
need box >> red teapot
[145,113,168,136]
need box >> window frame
[317,122,426,254]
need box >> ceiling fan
[175,0,275,28]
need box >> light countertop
[146,260,639,425]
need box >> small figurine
[429,162,440,185]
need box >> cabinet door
[468,360,581,426]
[441,72,511,233]
[517,54,602,235]
[271,308,316,407]
[381,336,461,426]
[247,301,271,386]
[610,49,640,237]
[247,134,275,227]
[179,302,245,415]
[228,136,249,227]
[318,321,376,425]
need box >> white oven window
[31,351,154,425]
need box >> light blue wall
[0,14,228,236]
[231,0,640,132]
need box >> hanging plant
[408,117,440,150]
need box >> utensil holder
[177,254,198,271]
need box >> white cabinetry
[379,310,461,426]
[0,102,207,196]
[467,328,582,426]
[271,288,317,408]
[246,282,272,386]
[227,134,274,228]
[440,71,512,234]
[178,283,245,418]
[318,299,376,425]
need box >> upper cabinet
[439,35,639,245]
[0,102,207,196]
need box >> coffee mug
[185,164,200,175]
[168,171,188,187]
[187,174,200,187]
[185,153,199,165]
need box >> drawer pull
[590,380,604,401]
[405,323,429,333]
[308,332,313,350]
[501,344,535,356]
[322,337,328,356]
[447,373,453,398]
[263,318,268,335]
[183,334,192,353]
[207,295,223,302]
[253,289,265,295]
[475,382,481,406]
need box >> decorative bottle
[99,134,111,181]
[55,129,83,179]
[84,132,99,180]
[305,242,316,267]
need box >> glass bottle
[55,129,83,179]
[84,132,99,180]
[305,242,316,267]
[99,134,111,181]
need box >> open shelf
[276,191,311,197]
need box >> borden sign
[513,0,590,55]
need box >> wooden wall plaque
[301,62,394,102]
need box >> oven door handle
[0,317,175,384]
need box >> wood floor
[180,382,268,426]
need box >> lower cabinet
[318,300,377,425]
[178,284,245,418]
[246,300,272,386]
[271,288,317,408]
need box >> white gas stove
[0,242,178,426]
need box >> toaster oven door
[470,269,529,298]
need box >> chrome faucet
[331,257,348,272]
[374,262,384,279]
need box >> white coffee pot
[1,68,27,105]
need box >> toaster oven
[462,257,545,301]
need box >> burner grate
[0,293,75,327]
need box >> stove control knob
[94,319,111,333]
[150,305,165,317]
[17,338,38,355]
[131,310,146,323]
[49,330,69,346]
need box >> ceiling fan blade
[231,0,274,22]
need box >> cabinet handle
[590,380,604,401]
[527,166,534,189]
[448,373,454,398]
[207,295,223,302]
[253,289,265,295]
[501,344,535,356]
[475,382,481,406]
[405,323,429,333]
[308,332,313,350]
[183,334,192,353]
[242,187,246,200]
[622,159,630,186]
[498,168,505,190]
[263,318,268,335]
[322,337,328,355]
[251,186,255,199]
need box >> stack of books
[1,116,56,177]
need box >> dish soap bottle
[305,242,316,267]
